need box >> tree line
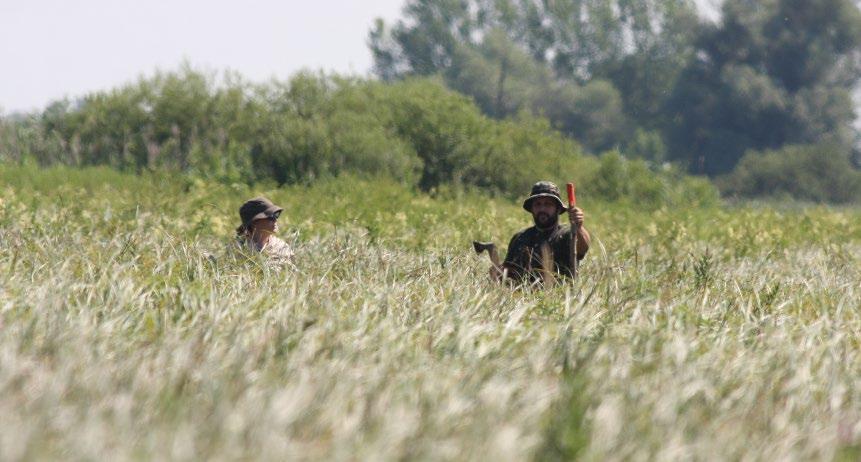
[0,67,716,208]
[369,0,861,201]
[2,0,861,203]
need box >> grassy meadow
[2,164,861,460]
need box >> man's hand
[568,206,585,227]
[490,265,502,282]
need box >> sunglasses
[256,210,281,222]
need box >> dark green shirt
[502,224,585,282]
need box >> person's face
[252,216,277,235]
[530,197,560,228]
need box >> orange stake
[566,183,579,279]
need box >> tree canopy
[666,0,861,174]
[370,0,861,177]
[0,68,718,208]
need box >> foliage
[665,0,861,174]
[0,67,718,208]
[369,0,702,153]
[2,165,861,459]
[625,128,667,164]
[718,144,861,203]
[370,0,861,179]
[440,30,629,152]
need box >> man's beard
[533,211,559,229]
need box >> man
[235,197,294,265]
[493,181,590,284]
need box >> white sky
[0,0,406,113]
[0,0,857,127]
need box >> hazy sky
[1,0,856,124]
[0,0,405,113]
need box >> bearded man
[493,181,590,283]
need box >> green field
[2,165,861,460]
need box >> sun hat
[522,181,567,212]
[238,197,283,231]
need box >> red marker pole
[566,183,579,279]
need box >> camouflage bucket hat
[522,181,567,212]
[239,197,283,228]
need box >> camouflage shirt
[502,224,585,282]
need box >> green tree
[369,0,699,153]
[0,65,720,206]
[665,0,861,175]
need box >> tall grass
[1,165,860,460]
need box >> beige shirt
[234,235,295,268]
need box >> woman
[236,196,294,264]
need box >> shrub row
[0,67,717,208]
[719,144,861,203]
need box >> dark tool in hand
[473,241,502,273]
[567,183,579,279]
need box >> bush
[719,144,861,203]
[576,151,720,209]
[0,66,717,208]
